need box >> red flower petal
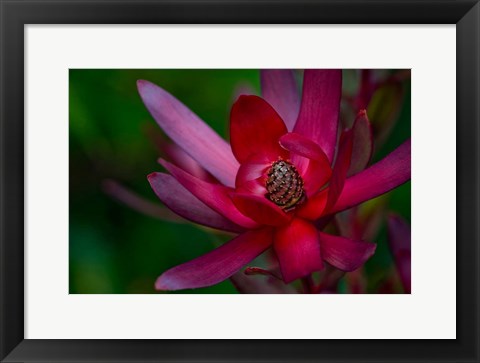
[301,139,411,220]
[230,193,291,227]
[296,189,328,220]
[332,139,411,214]
[319,231,377,271]
[235,154,271,188]
[325,129,354,212]
[387,214,411,293]
[273,218,324,283]
[260,69,300,131]
[236,178,267,196]
[148,172,244,233]
[293,70,342,162]
[137,80,239,187]
[156,228,274,290]
[347,110,374,176]
[159,159,258,229]
[279,132,332,196]
[230,95,289,164]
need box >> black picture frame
[1,1,479,362]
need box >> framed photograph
[1,1,478,362]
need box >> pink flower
[138,70,411,291]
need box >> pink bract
[138,70,411,291]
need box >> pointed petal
[230,193,291,227]
[325,129,354,212]
[319,231,376,272]
[293,70,342,162]
[156,228,274,290]
[296,189,328,220]
[230,95,288,164]
[137,80,238,187]
[260,69,300,131]
[302,139,411,220]
[148,173,244,233]
[274,218,324,283]
[387,214,411,293]
[348,110,374,176]
[159,159,258,229]
[279,132,332,196]
[332,139,411,214]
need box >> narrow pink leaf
[148,173,244,233]
[325,129,354,212]
[230,192,292,227]
[156,228,274,290]
[230,95,289,164]
[137,80,239,187]
[274,218,324,283]
[301,139,411,220]
[332,139,411,214]
[293,70,342,162]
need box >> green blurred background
[69,69,411,294]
